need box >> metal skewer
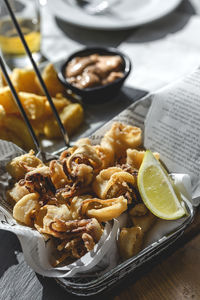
[0,56,40,153]
[3,0,69,147]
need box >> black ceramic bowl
[58,47,131,103]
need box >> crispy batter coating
[129,203,157,233]
[8,122,161,266]
[118,226,143,260]
[81,196,127,222]
[6,150,43,180]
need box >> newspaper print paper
[1,68,200,277]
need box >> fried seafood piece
[118,226,143,260]
[101,122,142,162]
[70,195,90,219]
[52,218,103,266]
[34,204,71,235]
[21,166,56,205]
[93,167,136,203]
[13,193,40,226]
[129,203,157,233]
[60,145,102,185]
[126,149,160,169]
[7,182,29,203]
[81,196,127,222]
[6,150,44,180]
[49,160,71,189]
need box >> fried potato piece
[81,196,127,222]
[7,150,43,180]
[129,203,157,233]
[18,92,46,120]
[118,226,143,260]
[44,94,71,115]
[36,64,65,96]
[13,193,40,226]
[1,116,35,151]
[11,68,40,94]
[126,149,160,169]
[43,103,84,138]
[0,86,19,114]
[0,70,7,87]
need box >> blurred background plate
[49,0,182,30]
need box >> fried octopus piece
[93,167,136,203]
[49,160,71,189]
[101,122,142,162]
[50,218,102,240]
[52,219,102,266]
[21,166,56,205]
[126,149,160,170]
[13,193,40,226]
[118,226,143,260]
[81,196,127,222]
[129,203,157,233]
[6,150,44,180]
[34,204,71,235]
[67,144,102,177]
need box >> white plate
[49,0,182,30]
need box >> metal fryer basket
[56,200,195,297]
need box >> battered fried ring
[93,167,135,200]
[34,204,71,235]
[126,149,160,169]
[101,122,142,161]
[81,196,127,222]
[13,193,40,226]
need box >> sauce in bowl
[65,54,124,89]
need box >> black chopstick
[3,0,69,147]
[0,56,40,152]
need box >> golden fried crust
[118,226,143,260]
[36,63,65,97]
[129,203,157,233]
[6,151,44,180]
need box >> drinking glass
[0,0,41,68]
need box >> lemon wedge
[137,150,185,220]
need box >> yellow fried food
[11,68,40,94]
[34,204,72,235]
[18,92,46,120]
[43,103,84,138]
[118,226,143,260]
[0,70,7,87]
[93,167,135,199]
[81,196,127,222]
[13,193,40,226]
[36,63,65,96]
[126,149,160,169]
[2,116,35,150]
[7,150,43,180]
[129,203,157,233]
[101,122,142,160]
[0,87,19,114]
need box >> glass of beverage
[0,0,41,69]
